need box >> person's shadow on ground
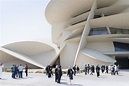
[61,82,83,86]
[0,78,7,80]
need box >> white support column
[102,12,111,34]
[74,0,97,66]
[106,26,111,34]
[50,42,66,65]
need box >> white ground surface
[0,70,129,86]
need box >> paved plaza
[0,70,129,86]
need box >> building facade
[0,0,129,69]
[45,0,129,69]
[0,41,59,68]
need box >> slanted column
[101,12,111,34]
[74,0,97,65]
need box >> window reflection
[89,27,108,36]
[110,27,129,34]
[113,42,129,51]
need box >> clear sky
[0,0,51,46]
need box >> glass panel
[89,27,108,36]
[110,27,129,34]
[113,42,129,51]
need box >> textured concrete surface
[0,70,129,86]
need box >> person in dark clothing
[93,65,95,73]
[11,65,16,79]
[55,65,58,82]
[77,66,80,73]
[111,65,115,75]
[58,65,62,83]
[101,65,105,73]
[50,65,53,76]
[48,66,52,77]
[46,65,49,75]
[67,67,74,85]
[11,65,18,79]
[15,65,19,78]
[25,64,28,77]
[47,65,53,78]
[87,64,90,74]
[106,66,108,73]
[45,65,49,75]
[96,65,100,77]
[45,65,52,78]
[73,65,77,76]
[84,64,88,75]
[90,65,95,75]
[55,65,62,83]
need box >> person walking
[101,65,105,73]
[55,65,58,82]
[67,67,74,85]
[114,65,119,75]
[77,66,80,73]
[11,65,16,79]
[73,65,77,76]
[111,65,115,75]
[25,64,28,77]
[15,65,19,78]
[90,65,94,75]
[0,63,4,79]
[18,64,24,78]
[106,66,108,73]
[87,64,90,74]
[57,65,62,83]
[96,65,100,77]
[84,64,88,75]
[45,65,49,75]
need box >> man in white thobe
[18,64,24,78]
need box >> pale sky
[0,0,51,46]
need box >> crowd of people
[0,63,29,79]
[84,64,119,77]
[45,64,120,84]
[11,64,28,79]
[0,62,120,84]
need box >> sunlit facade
[45,0,129,69]
[0,0,129,69]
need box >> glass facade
[115,57,129,69]
[89,27,108,36]
[113,42,129,51]
[109,27,129,34]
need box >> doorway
[115,57,129,69]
